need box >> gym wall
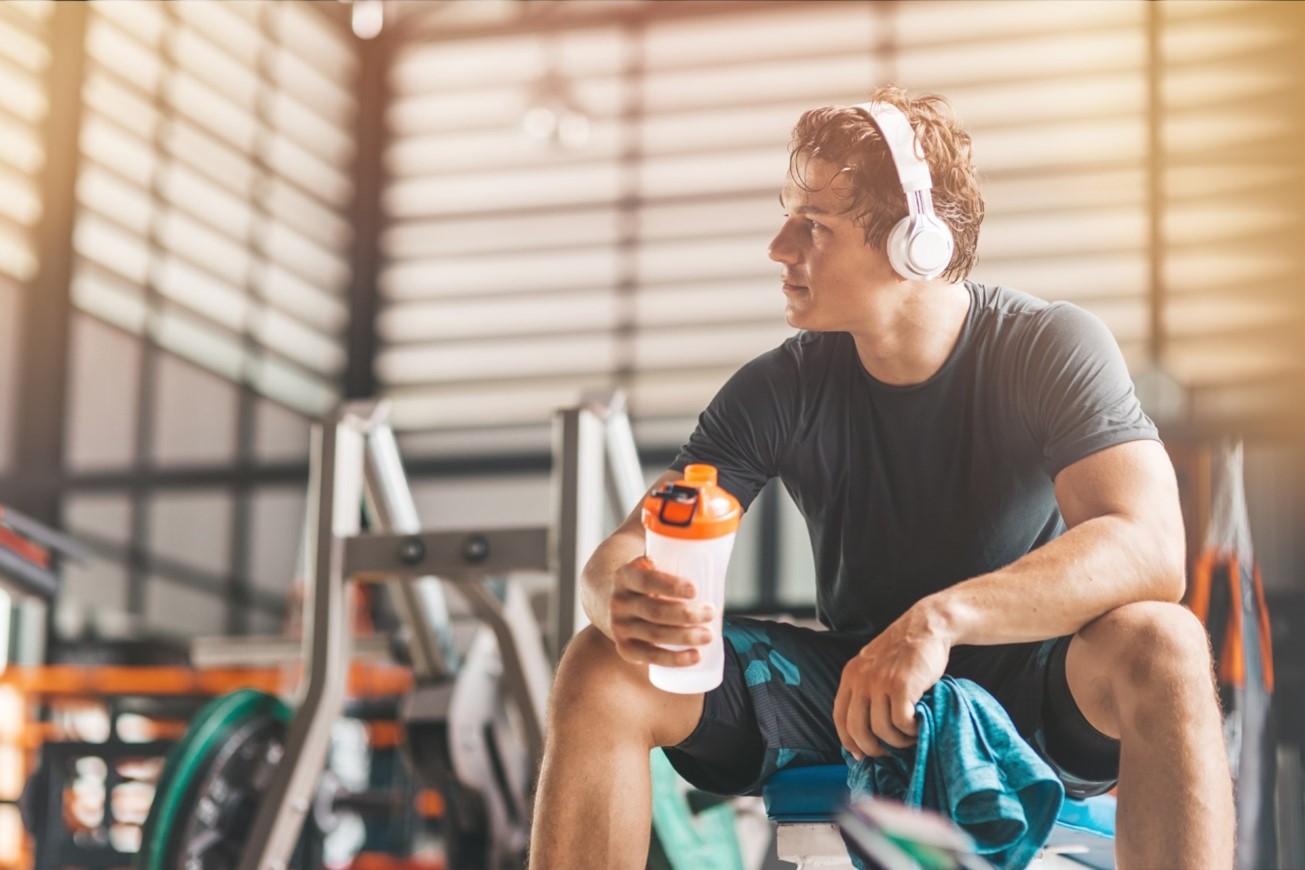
[0,0,1301,641]
[2,0,351,641]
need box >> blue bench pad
[761,764,1115,839]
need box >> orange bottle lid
[642,464,741,539]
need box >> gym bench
[762,764,1117,869]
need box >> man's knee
[1073,601,1216,733]
[1083,600,1211,685]
[549,625,702,747]
[551,625,635,713]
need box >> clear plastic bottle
[642,464,741,694]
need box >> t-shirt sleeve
[1022,302,1159,478]
[670,344,799,511]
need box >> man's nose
[768,223,799,265]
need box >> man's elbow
[1144,516,1187,603]
[1155,550,1186,604]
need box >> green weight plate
[137,689,291,870]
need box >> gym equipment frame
[229,396,631,870]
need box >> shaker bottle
[642,464,742,694]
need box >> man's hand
[609,556,715,668]
[833,602,953,760]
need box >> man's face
[768,154,898,332]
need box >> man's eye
[808,220,825,233]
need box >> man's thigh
[950,638,1120,798]
[662,620,1120,799]
[662,617,865,796]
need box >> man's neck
[851,281,971,386]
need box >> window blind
[378,0,1302,446]
[70,0,357,418]
[1156,0,1303,430]
[0,0,51,284]
[0,1,51,474]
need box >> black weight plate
[137,689,290,870]
[171,713,287,869]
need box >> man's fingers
[614,589,713,626]
[616,617,711,648]
[889,691,920,739]
[615,638,701,668]
[832,685,855,758]
[845,694,885,759]
[609,563,714,667]
[620,557,697,599]
[871,694,916,750]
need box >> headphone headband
[849,100,954,281]
[852,101,932,193]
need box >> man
[530,87,1232,869]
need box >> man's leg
[529,625,704,869]
[1064,600,1234,869]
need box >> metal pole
[598,394,646,517]
[12,0,85,527]
[458,580,550,770]
[344,33,388,402]
[239,411,365,870]
[551,406,606,659]
[360,404,458,681]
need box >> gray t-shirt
[672,282,1158,633]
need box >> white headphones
[852,101,954,281]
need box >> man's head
[785,86,983,283]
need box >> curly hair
[788,86,984,282]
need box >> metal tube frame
[361,422,458,681]
[239,394,642,869]
[239,406,367,870]
[551,405,606,659]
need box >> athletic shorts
[663,616,1119,801]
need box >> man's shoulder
[718,332,853,422]
[970,282,1105,348]
[745,330,847,374]
[972,281,1054,323]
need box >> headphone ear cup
[905,216,954,280]
[885,216,917,280]
[887,215,953,281]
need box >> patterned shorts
[663,616,1119,800]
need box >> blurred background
[0,0,1301,867]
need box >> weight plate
[172,712,287,868]
[137,689,290,870]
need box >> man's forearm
[923,512,1185,648]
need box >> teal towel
[844,676,1064,870]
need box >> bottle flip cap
[642,464,742,539]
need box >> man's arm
[834,439,1186,759]
[580,469,716,667]
[924,438,1186,645]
